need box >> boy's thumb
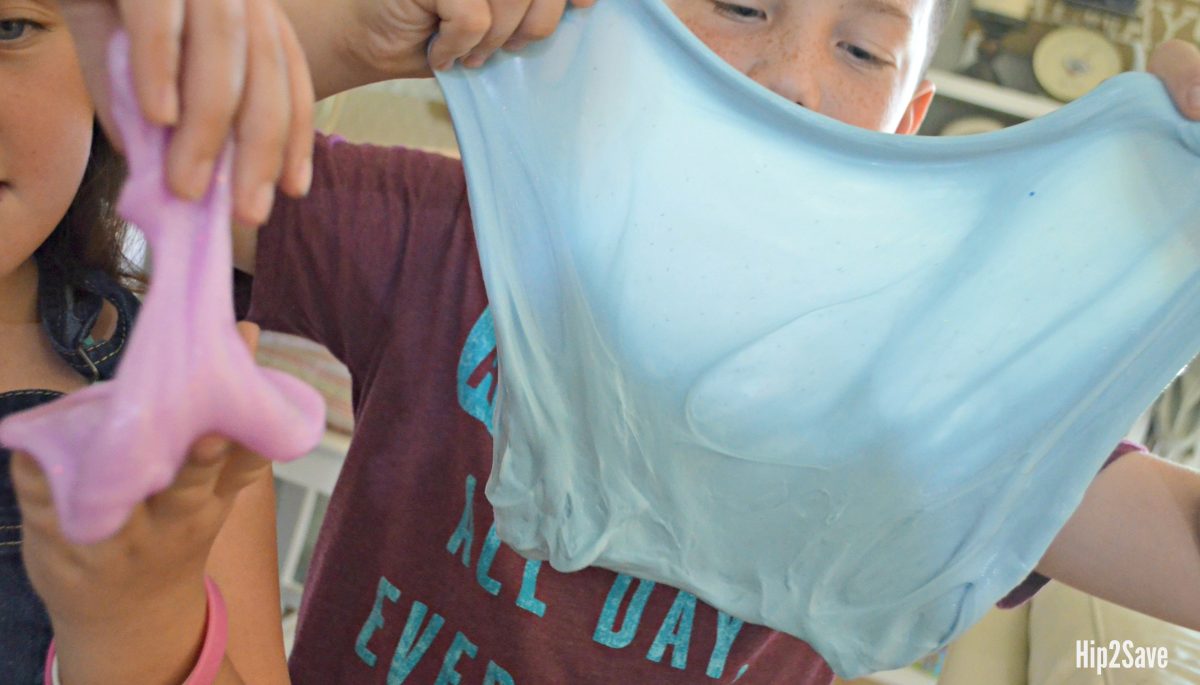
[1148,40,1200,119]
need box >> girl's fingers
[166,0,248,201]
[10,451,53,512]
[428,0,494,71]
[236,321,262,355]
[231,0,290,225]
[275,3,316,198]
[116,0,187,125]
[214,445,272,500]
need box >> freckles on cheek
[851,89,908,132]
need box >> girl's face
[0,0,94,279]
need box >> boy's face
[665,0,938,134]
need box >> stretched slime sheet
[434,0,1200,676]
[0,34,325,544]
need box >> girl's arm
[1036,451,1200,629]
[207,466,290,684]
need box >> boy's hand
[59,0,315,226]
[13,323,270,683]
[1148,40,1200,121]
[341,0,597,81]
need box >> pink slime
[0,32,326,544]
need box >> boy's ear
[895,79,936,136]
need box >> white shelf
[928,68,1062,120]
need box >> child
[21,1,1200,684]
[0,2,315,682]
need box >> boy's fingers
[510,0,569,48]
[1147,39,1200,120]
[232,0,289,225]
[462,0,534,67]
[117,0,186,125]
[428,0,493,70]
[167,0,248,201]
[276,3,316,198]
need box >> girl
[20,1,1200,683]
[0,1,314,681]
[4,1,577,683]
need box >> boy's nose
[746,60,821,111]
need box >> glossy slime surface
[435,0,1200,676]
[0,33,325,545]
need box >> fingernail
[250,183,274,223]
[1189,85,1200,111]
[503,39,530,52]
[186,158,215,199]
[463,53,485,69]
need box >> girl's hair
[34,122,141,290]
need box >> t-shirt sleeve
[242,133,471,373]
[994,439,1148,609]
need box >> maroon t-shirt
[246,134,1139,683]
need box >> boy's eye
[840,42,883,65]
[712,1,767,21]
[0,19,38,42]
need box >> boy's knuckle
[520,18,557,40]
[457,12,494,38]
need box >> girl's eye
[712,1,767,20]
[0,19,39,42]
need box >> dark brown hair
[34,121,141,290]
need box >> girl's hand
[1149,39,1200,121]
[58,0,314,226]
[14,322,270,685]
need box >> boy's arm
[1028,41,1200,625]
[229,0,590,270]
[1035,451,1200,629]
